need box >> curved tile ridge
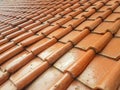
[94,60,120,90]
[89,31,113,53]
[0,45,24,65]
[0,68,9,85]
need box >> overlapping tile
[0,0,120,90]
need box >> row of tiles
[0,4,120,36]
[0,0,119,24]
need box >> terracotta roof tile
[1,50,30,73]
[75,20,94,31]
[25,67,63,90]
[100,37,120,60]
[0,0,120,90]
[77,55,116,88]
[54,48,85,72]
[105,13,120,21]
[38,42,64,60]
[98,5,111,12]
[93,21,113,34]
[88,12,104,20]
[75,33,102,50]
[26,38,49,52]
[59,31,81,43]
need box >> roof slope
[0,0,120,90]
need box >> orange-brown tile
[98,6,111,12]
[0,26,13,33]
[75,20,94,31]
[66,49,95,78]
[94,60,120,90]
[26,38,49,52]
[10,57,43,82]
[30,23,50,33]
[18,20,34,28]
[100,37,120,60]
[45,42,73,65]
[0,38,9,46]
[6,29,26,39]
[47,15,61,24]
[59,31,81,43]
[12,31,34,43]
[88,12,104,20]
[75,33,102,50]
[105,13,120,21]
[1,50,29,73]
[106,0,119,5]
[77,55,116,89]
[0,27,19,37]
[49,73,73,90]
[93,21,113,34]
[23,20,41,31]
[38,42,64,60]
[47,28,68,38]
[0,69,9,85]
[85,6,96,12]
[10,18,28,26]
[37,25,60,36]
[63,17,86,28]
[51,16,72,26]
[25,67,63,90]
[0,41,15,54]
[64,9,82,18]
[0,45,24,64]
[54,48,85,72]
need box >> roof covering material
[0,0,120,90]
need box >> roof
[0,0,120,90]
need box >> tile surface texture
[0,0,120,90]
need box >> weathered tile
[25,67,63,90]
[0,80,17,90]
[54,48,85,72]
[67,80,91,90]
[77,55,116,88]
